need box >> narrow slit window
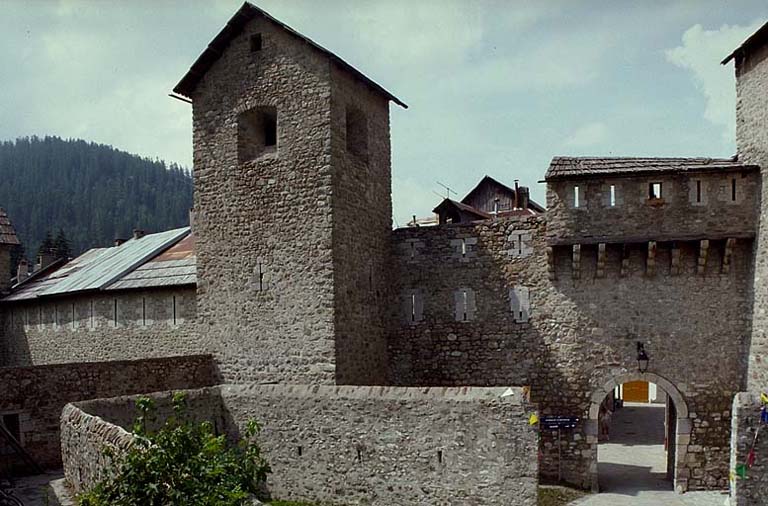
[649,182,662,199]
[172,296,177,326]
[460,238,467,257]
[573,186,580,208]
[89,300,94,328]
[142,298,147,326]
[409,242,416,260]
[517,234,523,256]
[696,180,702,203]
[410,293,416,322]
[462,290,468,322]
[113,299,118,327]
[71,303,76,329]
[54,305,58,327]
[732,178,737,201]
[609,185,616,207]
[250,33,262,52]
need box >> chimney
[114,238,127,247]
[513,180,520,210]
[37,251,55,271]
[133,229,146,240]
[518,186,530,210]
[16,259,29,284]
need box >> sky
[1,1,767,227]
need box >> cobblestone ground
[572,403,728,506]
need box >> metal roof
[2,227,191,302]
[545,157,759,181]
[107,235,196,290]
[0,208,20,246]
[173,2,407,108]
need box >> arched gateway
[586,372,691,494]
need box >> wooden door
[623,381,649,403]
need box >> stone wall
[736,39,768,392]
[329,64,392,385]
[0,355,216,470]
[389,216,751,490]
[61,388,223,494]
[546,171,759,245]
[0,246,10,294]
[0,288,200,367]
[729,392,768,505]
[192,14,337,384]
[62,385,538,506]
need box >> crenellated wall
[389,215,751,490]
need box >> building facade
[2,3,768,497]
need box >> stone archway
[585,372,691,494]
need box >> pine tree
[37,231,54,259]
[54,228,71,260]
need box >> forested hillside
[0,136,193,261]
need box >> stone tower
[0,208,20,294]
[724,22,768,390]
[173,3,406,384]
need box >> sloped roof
[722,21,768,64]
[2,228,191,302]
[174,2,407,108]
[461,175,545,213]
[107,235,196,290]
[545,157,758,181]
[432,199,492,220]
[0,208,20,246]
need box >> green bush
[78,392,271,506]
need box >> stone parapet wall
[62,385,538,506]
[0,355,216,470]
[61,388,223,494]
[729,392,768,505]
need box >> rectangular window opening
[649,182,662,199]
[250,33,263,52]
[113,299,118,328]
[732,178,737,201]
[574,186,580,208]
[696,180,702,203]
[517,234,523,255]
[1,414,21,444]
[172,296,177,326]
[609,185,616,207]
[411,293,416,322]
[462,290,468,322]
[142,298,147,326]
[237,106,277,162]
[460,238,467,257]
[346,106,369,159]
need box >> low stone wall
[0,355,216,471]
[61,388,223,494]
[730,392,768,505]
[62,385,539,506]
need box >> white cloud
[564,122,608,148]
[666,20,764,141]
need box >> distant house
[429,176,544,226]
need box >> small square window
[649,182,662,199]
[238,106,278,162]
[250,33,263,52]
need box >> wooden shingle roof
[0,208,20,246]
[545,157,758,181]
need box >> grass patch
[538,485,588,506]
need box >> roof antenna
[436,181,456,200]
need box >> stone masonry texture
[737,39,768,392]
[389,216,750,490]
[729,392,768,505]
[61,385,538,506]
[0,355,215,469]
